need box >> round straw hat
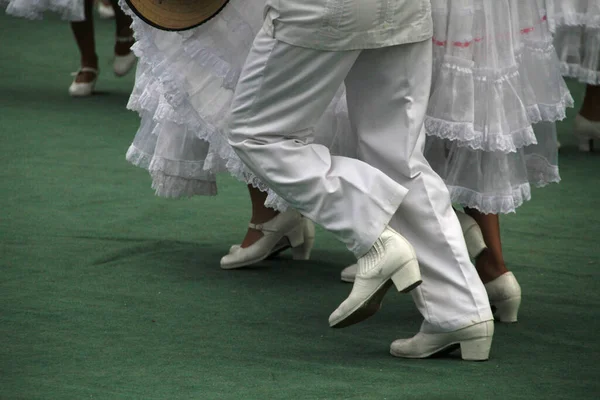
[125,0,230,31]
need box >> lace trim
[448,184,530,215]
[548,12,600,30]
[149,172,218,198]
[560,63,600,85]
[127,145,218,198]
[526,154,561,188]
[446,154,560,214]
[427,40,573,152]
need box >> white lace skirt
[1,0,84,21]
[123,0,564,214]
[546,0,600,84]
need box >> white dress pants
[228,29,492,331]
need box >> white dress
[1,0,84,21]
[546,0,600,84]
[123,0,569,214]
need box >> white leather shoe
[220,211,315,270]
[339,210,486,284]
[485,272,521,323]
[68,67,99,97]
[329,226,421,328]
[574,114,600,153]
[390,320,494,361]
[113,36,137,77]
[454,209,487,259]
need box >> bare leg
[579,84,600,122]
[240,185,279,248]
[70,0,97,83]
[464,208,509,284]
[110,0,134,55]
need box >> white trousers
[228,29,492,331]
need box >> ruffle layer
[125,68,218,198]
[2,0,84,21]
[424,121,560,214]
[553,25,600,85]
[546,0,600,30]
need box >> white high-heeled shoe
[329,226,421,328]
[68,67,99,97]
[574,114,600,153]
[485,272,521,323]
[390,320,494,361]
[113,36,137,77]
[220,210,315,270]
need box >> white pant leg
[228,29,410,257]
[345,40,493,331]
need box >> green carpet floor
[1,12,599,400]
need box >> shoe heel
[493,296,521,323]
[289,219,315,261]
[391,259,422,293]
[464,226,487,259]
[460,336,493,361]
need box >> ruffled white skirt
[123,0,565,214]
[546,0,600,84]
[1,0,84,21]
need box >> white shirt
[263,0,433,51]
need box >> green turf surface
[1,11,599,400]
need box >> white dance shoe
[328,226,421,328]
[574,114,600,152]
[340,209,486,283]
[485,272,521,323]
[390,320,494,361]
[68,67,99,97]
[113,36,137,77]
[220,210,315,270]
